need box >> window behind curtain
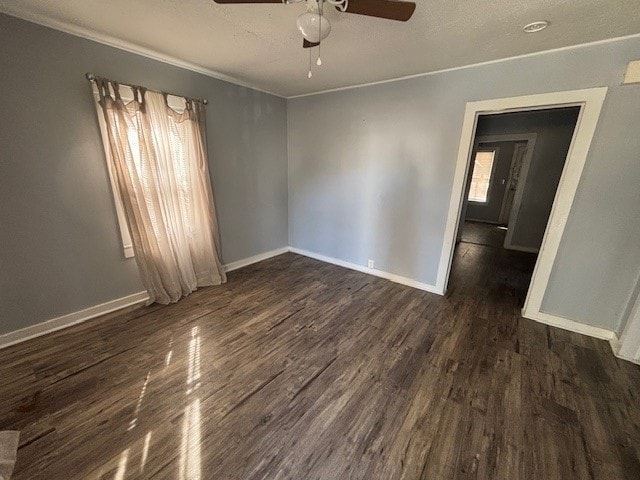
[92,84,188,258]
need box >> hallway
[455,220,537,306]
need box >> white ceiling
[2,0,640,97]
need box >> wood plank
[1,248,639,479]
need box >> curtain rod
[85,72,208,105]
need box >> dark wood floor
[460,221,508,249]
[2,245,640,479]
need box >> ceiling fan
[213,0,416,77]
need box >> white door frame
[435,87,608,324]
[614,278,640,364]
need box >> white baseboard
[6,247,625,363]
[504,244,539,254]
[4,245,635,370]
[465,218,503,225]
[610,334,622,355]
[224,247,290,272]
[522,309,615,340]
[609,333,640,365]
[0,247,292,350]
[289,247,443,295]
[613,352,640,365]
[0,291,150,350]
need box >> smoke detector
[523,21,550,33]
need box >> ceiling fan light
[296,12,331,43]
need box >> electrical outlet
[367,260,374,269]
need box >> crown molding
[0,6,286,98]
[2,5,640,99]
[288,32,640,99]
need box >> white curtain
[95,78,226,304]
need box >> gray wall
[288,35,640,332]
[465,141,516,224]
[0,14,288,335]
[474,108,580,250]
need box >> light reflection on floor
[180,325,202,480]
[140,431,152,473]
[109,326,203,479]
[128,372,150,431]
[114,448,129,480]
[165,335,174,368]
[187,326,201,394]
[180,397,202,480]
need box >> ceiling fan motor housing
[297,11,331,43]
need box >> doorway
[454,107,580,305]
[435,88,608,329]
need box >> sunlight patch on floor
[140,431,152,473]
[181,325,202,480]
[187,326,201,394]
[114,448,129,480]
[128,372,150,431]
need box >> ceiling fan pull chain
[317,9,322,66]
[308,47,313,78]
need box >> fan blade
[338,0,416,21]
[303,39,320,48]
[213,0,281,3]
